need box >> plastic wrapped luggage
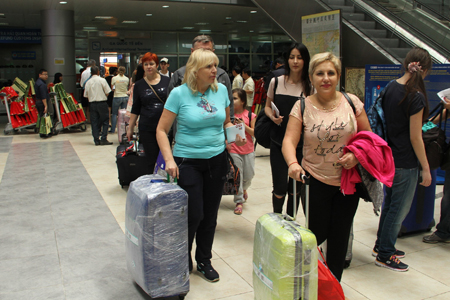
[253,176,318,300]
[125,174,189,298]
[116,141,147,187]
[118,108,130,144]
[399,169,437,236]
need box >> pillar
[41,9,76,94]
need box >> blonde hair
[309,52,341,76]
[118,66,126,75]
[182,48,219,94]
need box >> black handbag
[254,110,273,149]
[423,103,448,170]
[223,151,241,195]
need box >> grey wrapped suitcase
[125,174,189,299]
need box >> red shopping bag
[318,250,345,300]
[69,93,78,105]
[11,115,18,128]
[61,114,68,127]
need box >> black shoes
[375,255,409,272]
[100,139,113,145]
[197,262,219,282]
[372,246,405,259]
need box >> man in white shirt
[159,57,172,78]
[242,68,255,110]
[80,59,96,123]
[231,66,243,90]
[84,66,113,146]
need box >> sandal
[234,204,243,215]
[243,190,248,201]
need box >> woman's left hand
[337,152,358,169]
[235,134,247,146]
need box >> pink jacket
[341,131,395,194]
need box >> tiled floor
[0,117,449,300]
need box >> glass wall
[78,31,292,78]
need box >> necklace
[315,96,338,112]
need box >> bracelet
[288,161,299,168]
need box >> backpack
[367,80,394,140]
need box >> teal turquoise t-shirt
[165,83,230,159]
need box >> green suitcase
[253,213,318,300]
[253,176,318,300]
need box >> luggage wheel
[79,123,87,131]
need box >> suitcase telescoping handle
[293,174,310,229]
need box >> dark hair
[135,64,144,82]
[109,67,118,75]
[275,57,285,66]
[90,66,99,75]
[242,68,251,76]
[232,88,247,108]
[284,43,312,97]
[400,47,432,121]
[38,69,47,75]
[192,35,214,49]
[233,66,242,74]
[53,72,62,84]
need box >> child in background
[230,88,256,215]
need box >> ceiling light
[59,1,67,4]
[146,14,153,17]
[250,11,257,13]
[95,16,113,19]
[183,27,194,29]
[199,30,211,32]
[122,20,138,24]
[0,13,5,16]
[162,5,169,8]
[249,30,254,33]
[195,22,209,25]
[236,20,247,23]
[0,22,9,25]
[226,17,232,20]
[83,26,97,30]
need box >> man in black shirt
[264,57,285,92]
[34,69,53,138]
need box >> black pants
[139,130,160,174]
[270,141,302,217]
[89,101,109,143]
[302,175,359,281]
[174,151,227,267]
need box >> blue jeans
[110,96,128,133]
[375,167,419,258]
[89,101,109,143]
[436,171,450,239]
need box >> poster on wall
[301,10,341,58]
[345,67,365,101]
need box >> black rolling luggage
[116,141,147,187]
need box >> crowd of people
[33,35,450,286]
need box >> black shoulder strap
[342,92,356,115]
[248,109,252,123]
[300,93,306,118]
[274,76,278,94]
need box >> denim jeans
[89,101,109,142]
[110,96,128,133]
[375,167,419,258]
[435,171,450,239]
[174,151,228,266]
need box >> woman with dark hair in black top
[53,72,63,84]
[264,43,313,217]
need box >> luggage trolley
[50,91,86,133]
[1,92,38,135]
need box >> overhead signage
[90,39,152,52]
[12,51,36,60]
[0,29,41,44]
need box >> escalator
[252,0,449,65]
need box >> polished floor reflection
[0,119,449,300]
